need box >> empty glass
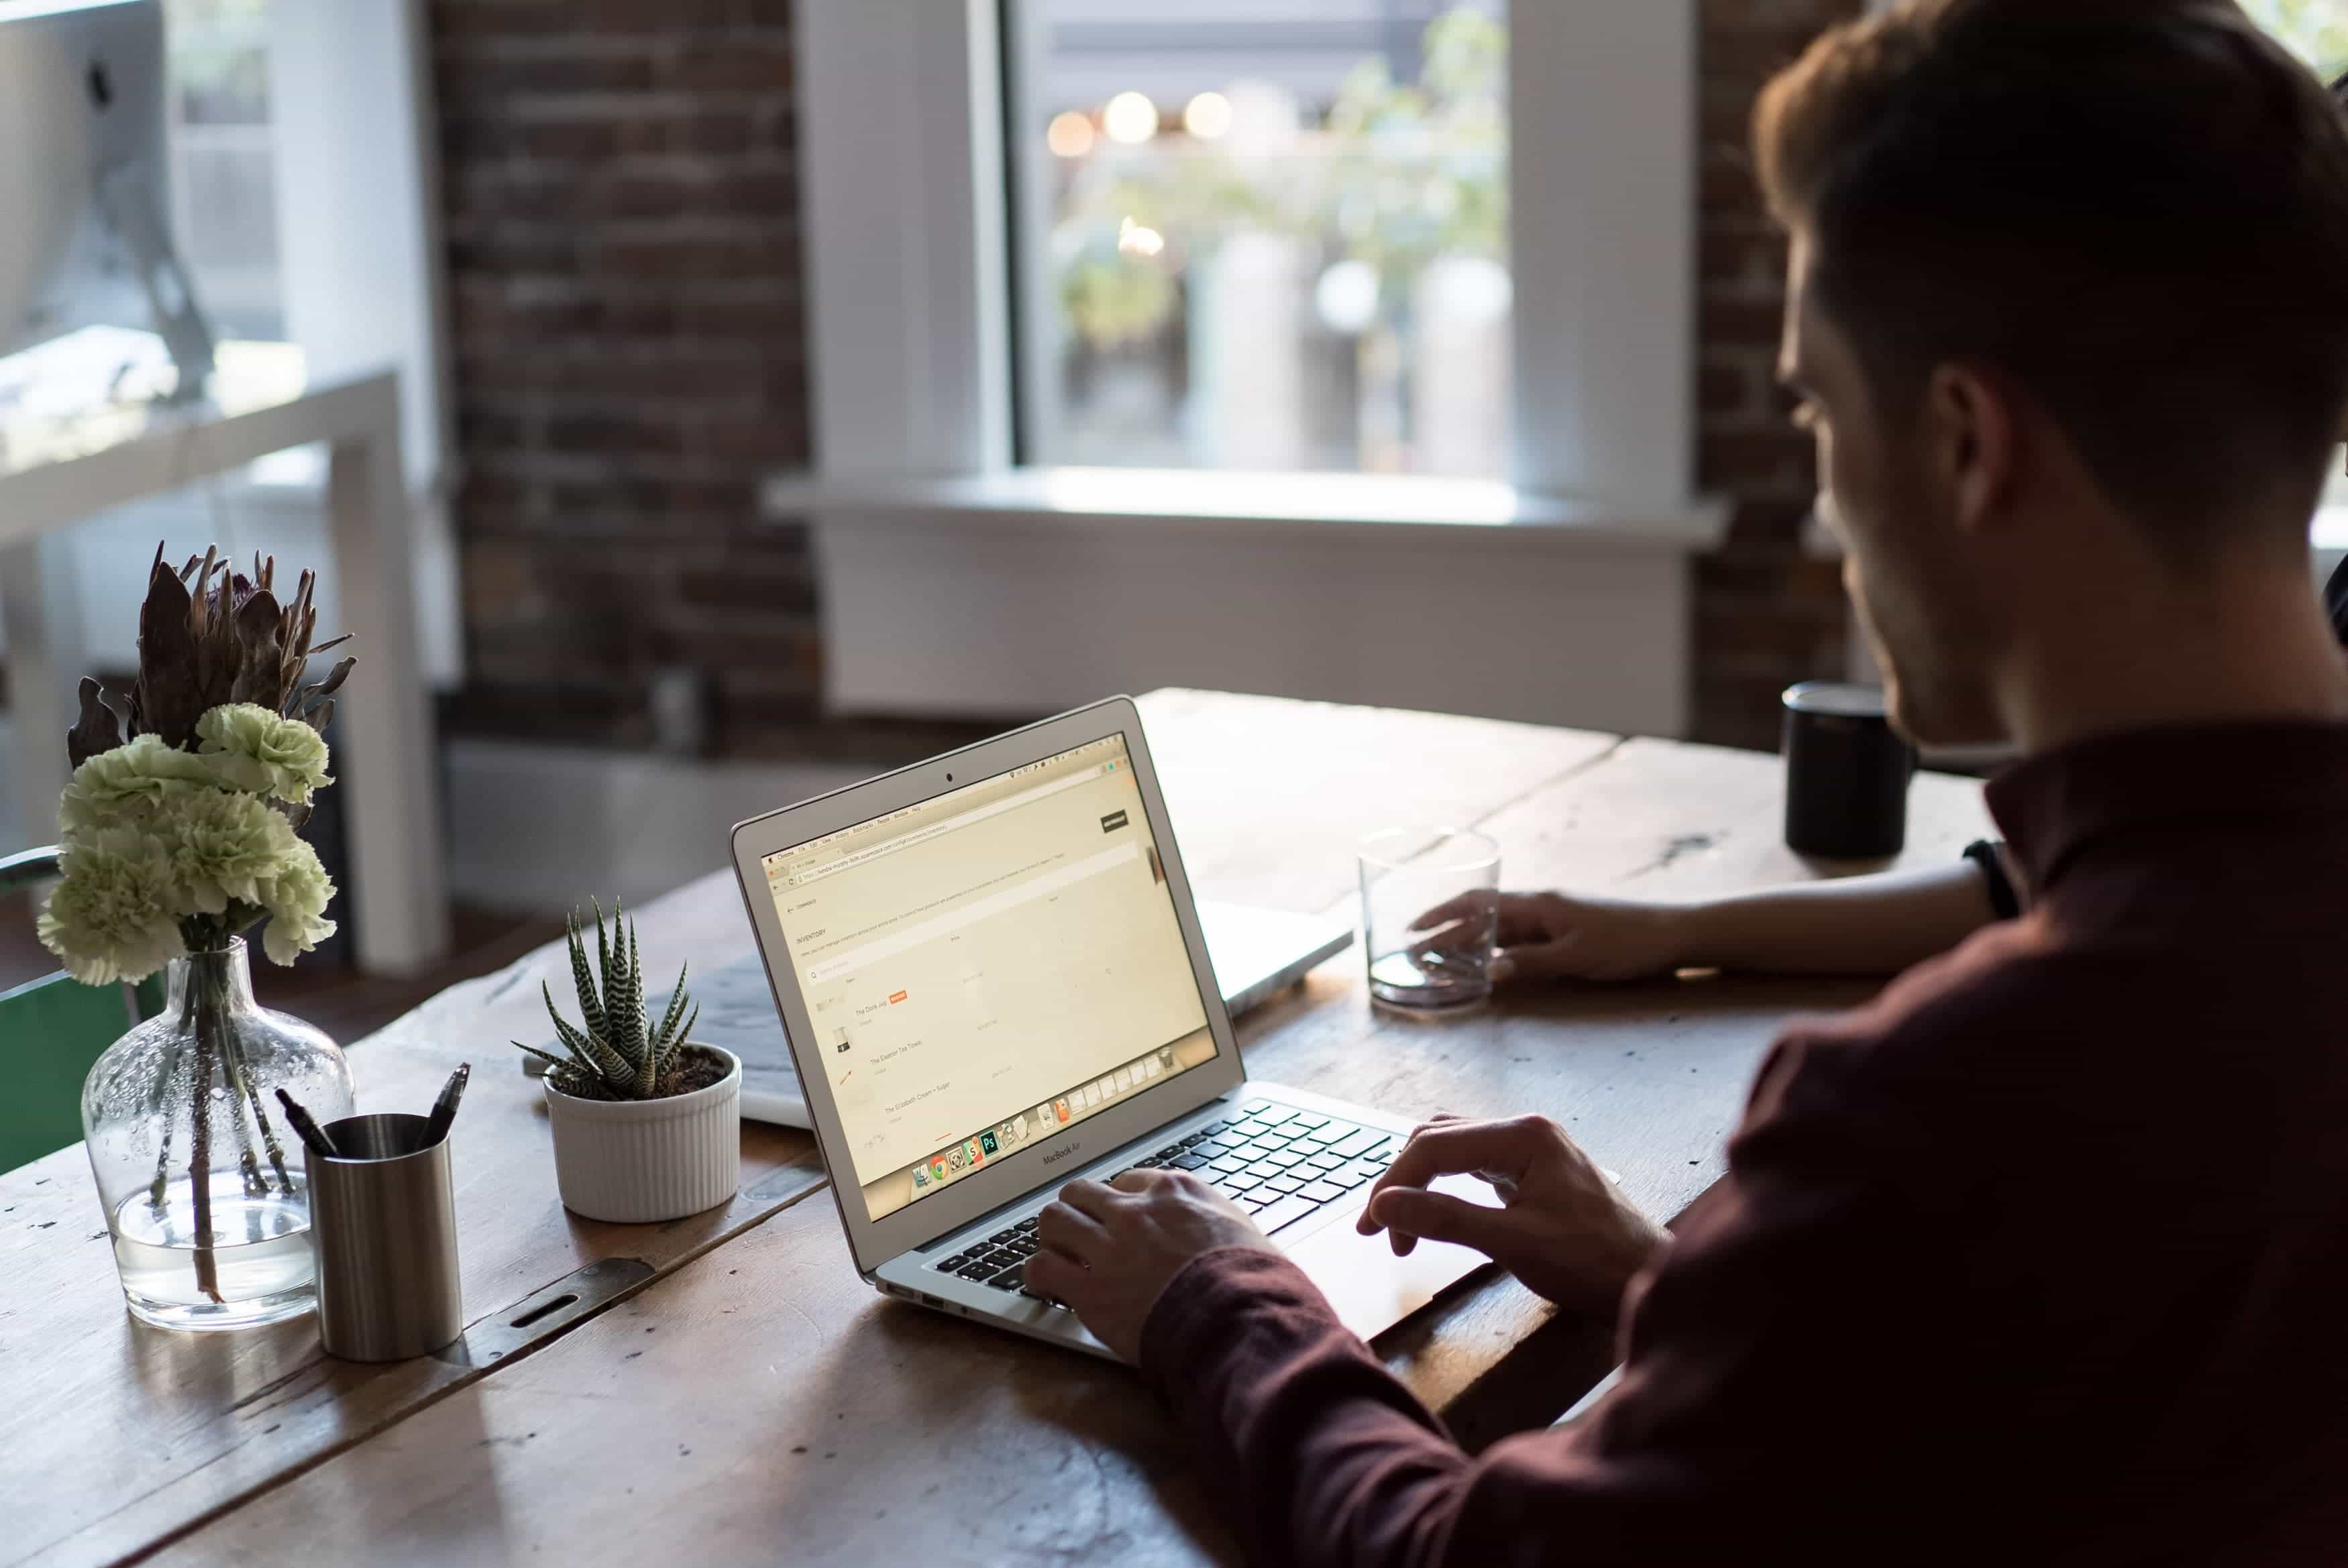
[1357,828,1501,1012]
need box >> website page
[763,736,1215,1223]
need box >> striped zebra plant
[514,902,703,1101]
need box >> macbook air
[729,696,1489,1357]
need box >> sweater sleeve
[1136,1035,1978,1568]
[1140,1246,1478,1568]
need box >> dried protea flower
[116,544,352,748]
[67,545,356,826]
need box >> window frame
[794,0,1704,514]
[785,1,1721,740]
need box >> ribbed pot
[543,1046,741,1223]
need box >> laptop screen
[761,735,1216,1223]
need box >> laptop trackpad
[1285,1176,1495,1342]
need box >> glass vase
[80,940,354,1331]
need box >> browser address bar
[780,763,1114,889]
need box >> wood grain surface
[144,701,1996,1567]
[1,879,824,1568]
[1,691,1632,1568]
[154,1190,1244,1568]
[1138,688,1621,913]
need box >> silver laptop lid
[729,697,1245,1276]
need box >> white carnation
[153,787,301,915]
[196,703,333,806]
[257,838,339,966]
[36,829,186,985]
[58,734,220,835]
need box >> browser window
[763,736,1215,1223]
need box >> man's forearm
[1672,860,1996,976]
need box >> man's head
[1756,0,2348,747]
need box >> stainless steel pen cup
[307,1113,462,1361]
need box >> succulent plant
[513,902,702,1101]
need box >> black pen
[424,1063,471,1146]
[274,1088,340,1159]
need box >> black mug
[1782,682,1915,858]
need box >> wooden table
[1,691,1994,1567]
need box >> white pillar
[1190,233,1309,470]
[325,376,449,973]
[1509,1,1696,504]
[0,533,87,850]
[1412,256,1512,478]
[267,0,462,687]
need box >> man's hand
[1358,1115,1667,1318]
[1412,890,1690,985]
[1027,1170,1278,1362]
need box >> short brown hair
[1756,0,2348,548]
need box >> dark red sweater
[1141,722,2348,1566]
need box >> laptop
[517,901,1348,1131]
[728,696,1491,1357]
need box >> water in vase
[110,1176,317,1331]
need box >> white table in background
[0,357,449,974]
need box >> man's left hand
[1026,1170,1278,1362]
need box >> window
[1006,1,1510,478]
[791,3,1703,732]
[2241,1,2348,515]
[162,0,280,341]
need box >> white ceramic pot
[543,1046,742,1223]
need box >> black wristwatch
[1964,839,2021,920]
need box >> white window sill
[769,465,1719,735]
[761,466,1727,555]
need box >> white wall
[443,741,869,915]
[818,518,1692,736]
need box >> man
[1024,2,2348,1561]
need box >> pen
[274,1088,340,1159]
[424,1063,471,1146]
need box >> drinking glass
[1357,827,1501,1012]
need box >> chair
[1,848,166,1172]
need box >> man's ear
[1923,362,2016,536]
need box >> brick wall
[429,0,816,752]
[1691,0,1863,751]
[427,1,1858,757]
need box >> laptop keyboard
[926,1101,1399,1311]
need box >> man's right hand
[1412,891,1691,984]
[1358,1115,1668,1319]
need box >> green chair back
[0,972,167,1172]
[1,848,168,1172]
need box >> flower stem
[186,1008,222,1303]
[148,1034,184,1211]
[222,1028,294,1195]
[222,1044,266,1199]
[179,948,244,1304]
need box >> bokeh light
[1116,216,1166,258]
[1046,110,1096,158]
[1102,91,1160,145]
[1183,91,1232,140]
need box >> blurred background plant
[2241,0,2348,75]
[1028,3,1509,476]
